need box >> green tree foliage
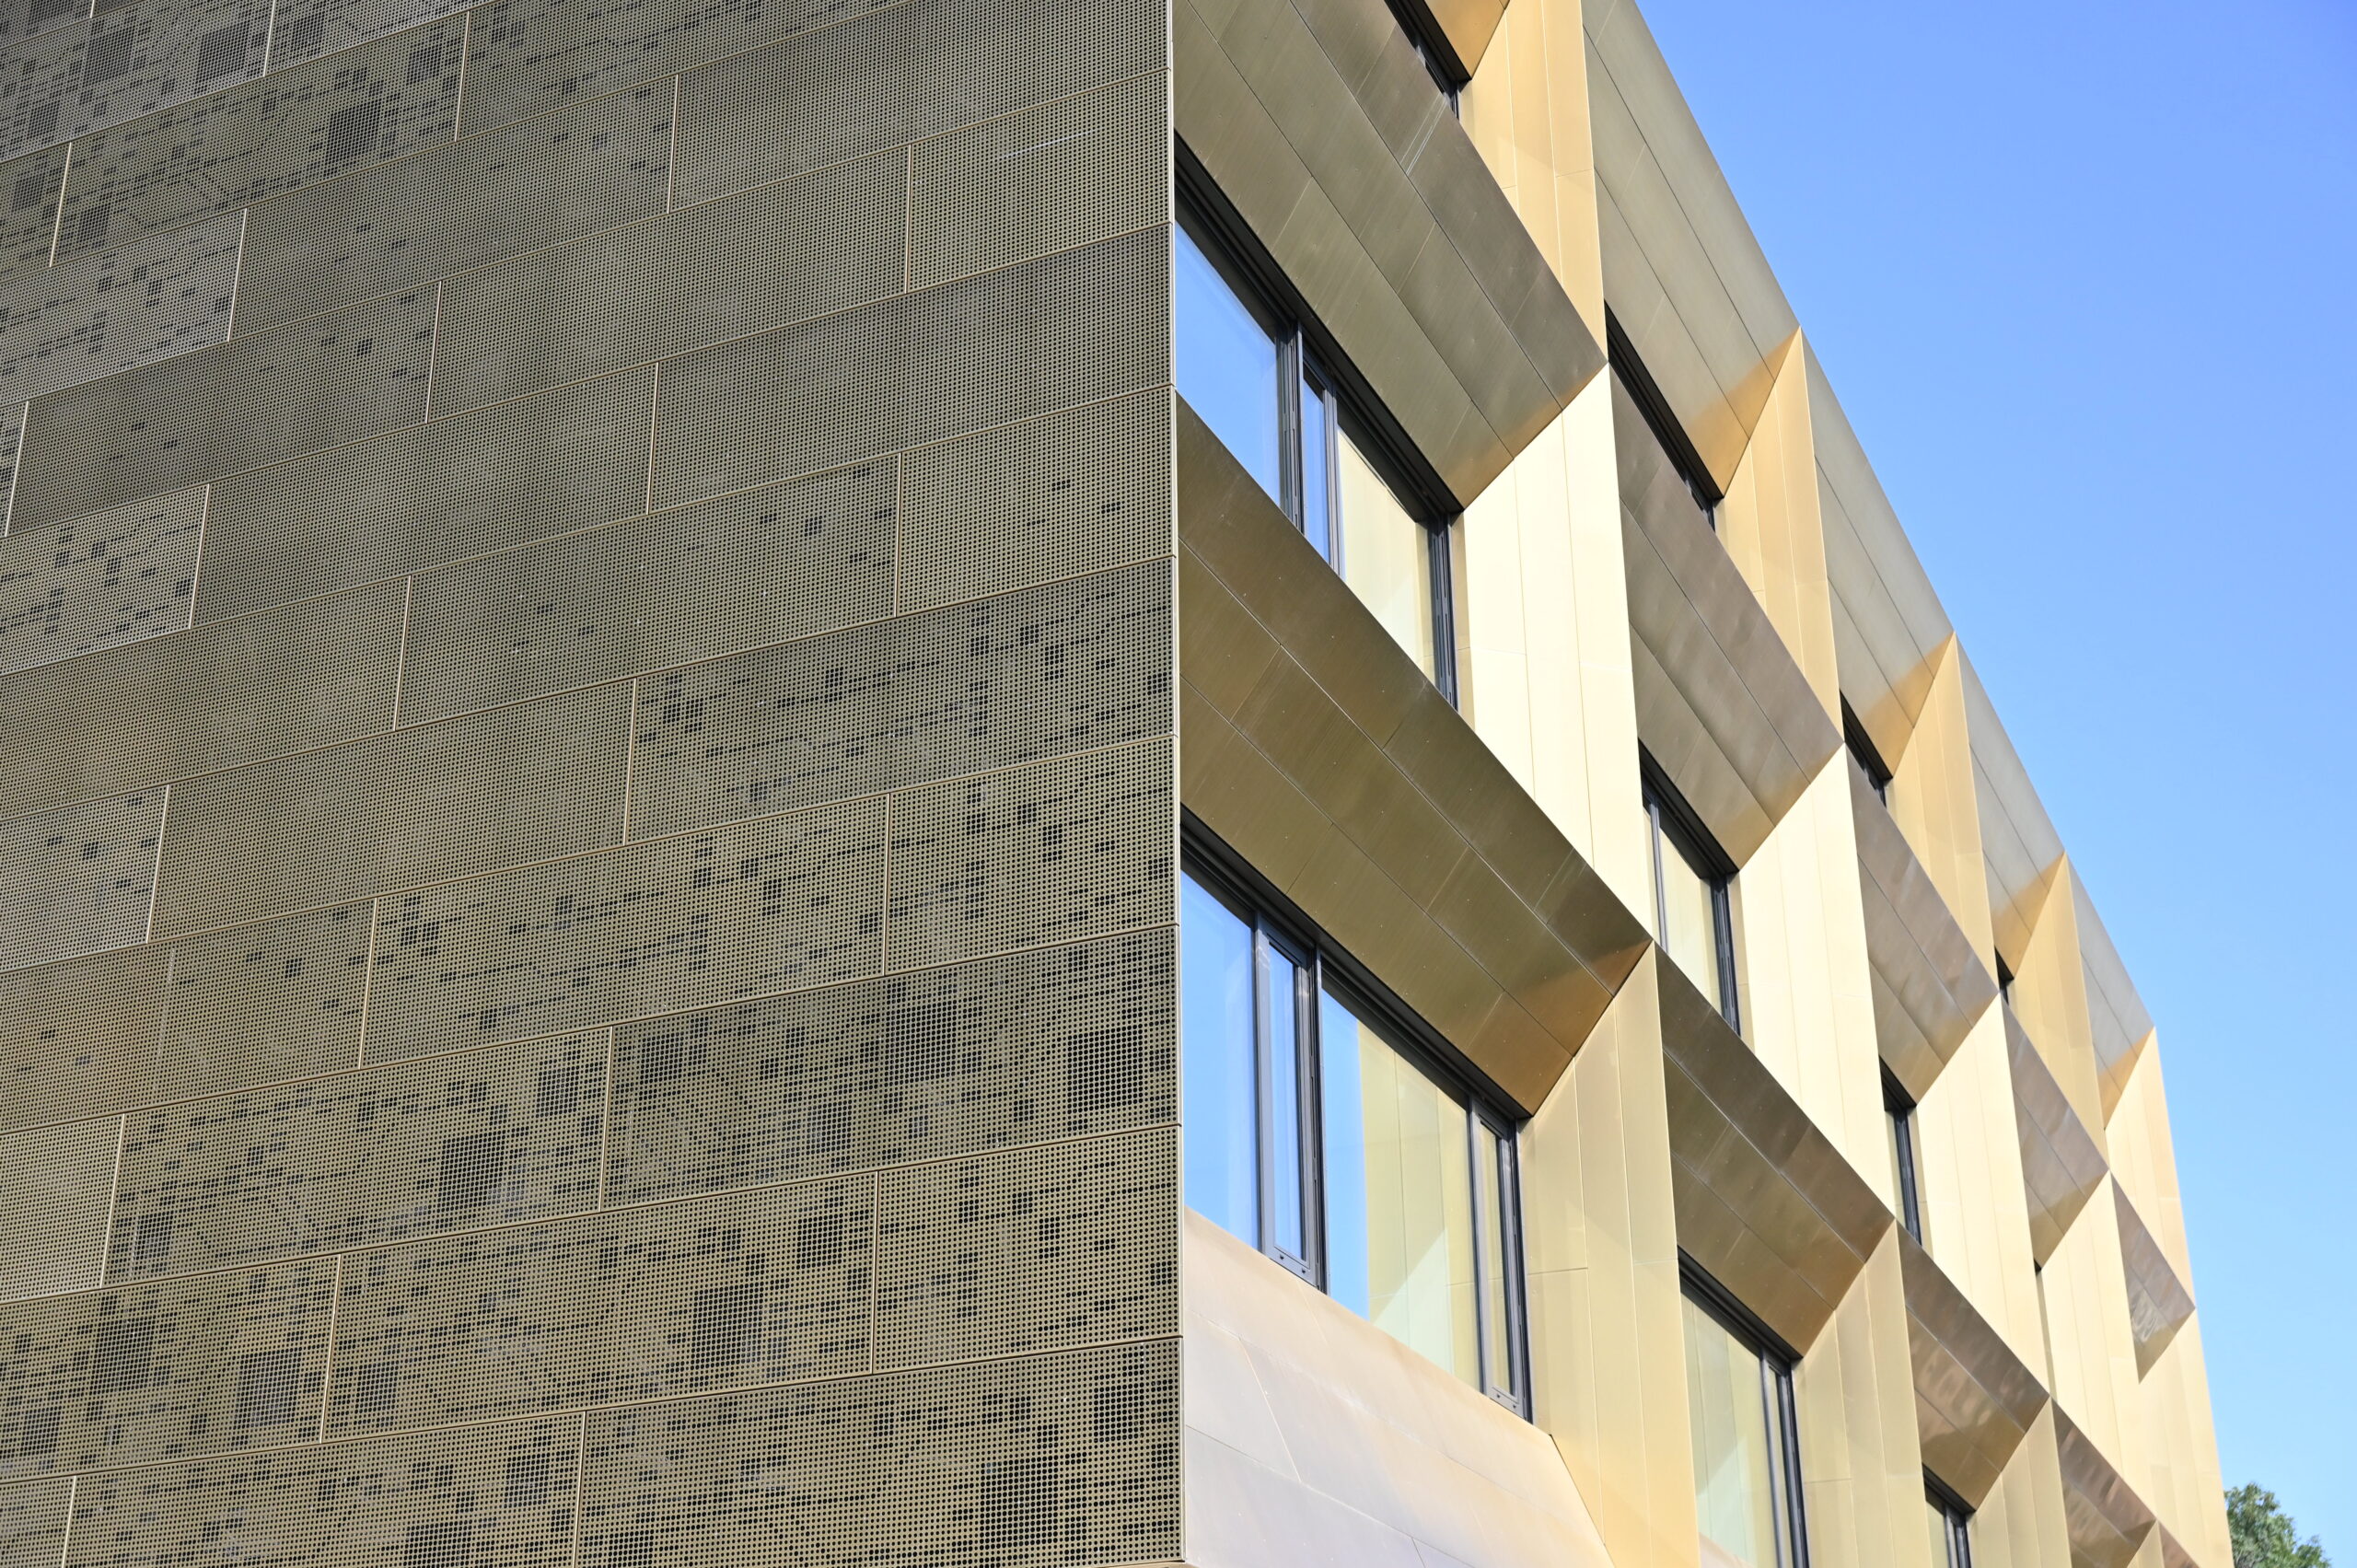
[2229,1484,2331,1568]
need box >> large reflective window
[1646,778,1738,1029]
[1683,1288,1803,1568]
[1175,225,1282,505]
[1337,428,1438,679]
[1181,857,1526,1408]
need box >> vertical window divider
[1250,919,1279,1263]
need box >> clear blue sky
[1633,0,2356,1553]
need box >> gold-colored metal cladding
[2056,1407,2161,1568]
[2011,1007,2110,1268]
[1899,1229,2046,1508]
[2113,1184,2195,1377]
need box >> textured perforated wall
[0,0,1178,1551]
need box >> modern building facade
[0,0,2227,1562]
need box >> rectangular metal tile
[0,577,403,819]
[107,1032,608,1279]
[575,1342,1181,1567]
[0,213,239,407]
[0,789,162,972]
[631,558,1172,840]
[430,146,905,416]
[363,798,886,1063]
[898,389,1173,613]
[264,0,470,68]
[0,0,267,166]
[0,1117,117,1302]
[234,82,674,335]
[157,902,372,1102]
[402,459,898,727]
[0,400,20,532]
[652,226,1163,510]
[606,929,1175,1204]
[64,1418,581,1567]
[50,17,463,261]
[455,0,899,135]
[670,0,1162,210]
[0,942,165,1133]
[326,1176,871,1434]
[0,482,203,677]
[1,0,91,48]
[8,288,435,532]
[152,683,633,937]
[0,1476,69,1567]
[0,1256,333,1478]
[0,148,65,283]
[905,70,1167,290]
[873,1126,1176,1366]
[886,737,1174,970]
[195,366,654,624]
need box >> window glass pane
[1321,984,1478,1388]
[1927,1498,1955,1568]
[1176,226,1282,505]
[1475,1119,1513,1398]
[1269,947,1305,1260]
[1300,372,1333,563]
[1655,823,1723,1005]
[1683,1293,1782,1568]
[1337,429,1435,678]
[1181,873,1259,1247]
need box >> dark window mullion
[1250,922,1280,1267]
[1277,332,1306,530]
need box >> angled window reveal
[1841,696,1894,804]
[1179,839,1528,1411]
[1683,1263,1810,1568]
[1607,308,1723,528]
[1643,757,1741,1029]
[1884,1066,1927,1246]
[1173,180,1461,702]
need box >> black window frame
[1640,753,1740,1029]
[1183,818,1531,1413]
[1175,150,1462,705]
[1884,1065,1925,1245]
[1605,308,1724,527]
[1841,697,1893,805]
[1926,1474,1974,1568]
[1682,1257,1811,1568]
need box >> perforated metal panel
[0,789,161,973]
[0,148,64,283]
[632,558,1172,841]
[151,682,632,938]
[433,147,904,418]
[9,288,435,532]
[899,390,1172,612]
[653,226,1165,510]
[874,1127,1176,1366]
[606,928,1175,1204]
[0,1257,332,1477]
[50,18,462,261]
[234,83,674,336]
[328,1176,871,1435]
[670,0,1163,210]
[0,1117,117,1302]
[0,214,239,407]
[107,1032,608,1278]
[1,0,90,49]
[0,942,166,1133]
[0,400,21,534]
[0,1475,68,1567]
[907,70,1167,290]
[576,1341,1180,1567]
[263,0,471,69]
[196,366,655,625]
[0,577,402,819]
[888,737,1173,970]
[402,459,898,727]
[0,0,266,165]
[63,1417,581,1566]
[0,482,203,677]
[158,901,372,1100]
[456,0,896,135]
[364,799,887,1063]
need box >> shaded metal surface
[1851,758,1999,1099]
[2009,1008,2109,1267]
[1617,377,1841,865]
[1178,401,1648,1109]
[1658,954,1887,1353]
[2055,1406,2158,1568]
[1898,1229,2047,1508]
[2113,1184,2195,1378]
